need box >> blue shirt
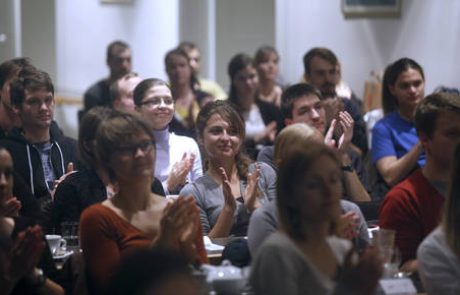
[371,111,425,166]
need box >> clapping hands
[324,111,354,155]
[167,153,196,193]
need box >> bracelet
[341,164,354,173]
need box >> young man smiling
[0,67,78,203]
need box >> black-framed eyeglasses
[115,140,155,156]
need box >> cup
[45,234,67,255]
[61,221,80,251]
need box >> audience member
[248,123,369,257]
[418,143,460,294]
[83,40,132,113]
[0,67,78,206]
[108,249,201,295]
[258,83,370,203]
[250,143,382,295]
[302,47,368,155]
[134,78,202,195]
[379,91,460,273]
[178,41,227,100]
[0,58,34,138]
[80,112,206,294]
[254,46,283,107]
[372,58,425,191]
[180,100,276,238]
[164,48,213,138]
[0,147,64,295]
[109,72,142,112]
[227,53,282,158]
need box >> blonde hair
[274,123,322,167]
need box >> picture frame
[101,0,134,4]
[342,0,402,18]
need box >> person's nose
[220,130,230,141]
[0,173,7,186]
[311,108,320,120]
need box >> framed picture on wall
[101,0,134,4]
[342,0,401,18]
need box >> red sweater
[379,169,445,263]
[80,204,207,293]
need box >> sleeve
[417,233,460,295]
[179,183,211,235]
[51,179,80,234]
[189,139,203,182]
[247,202,277,256]
[371,120,396,164]
[256,146,276,170]
[257,162,277,202]
[151,177,166,197]
[80,206,121,293]
[13,171,41,222]
[378,189,422,262]
[250,243,300,295]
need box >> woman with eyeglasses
[134,78,203,195]
[79,112,207,294]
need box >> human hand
[340,246,383,295]
[8,225,45,281]
[159,196,198,246]
[167,153,195,193]
[255,121,277,144]
[335,211,359,240]
[0,197,21,217]
[243,164,261,212]
[220,167,237,213]
[336,111,354,154]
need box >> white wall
[276,0,460,97]
[56,0,179,96]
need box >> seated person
[83,40,132,113]
[379,92,460,273]
[51,107,165,233]
[178,41,227,101]
[418,143,460,294]
[80,112,207,294]
[250,142,382,295]
[179,101,276,238]
[258,83,370,202]
[248,123,369,256]
[0,147,64,295]
[109,72,142,112]
[164,48,213,139]
[372,58,426,192]
[254,46,283,107]
[227,53,282,159]
[134,78,202,195]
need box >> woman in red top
[80,111,206,294]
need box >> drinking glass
[61,221,80,252]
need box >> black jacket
[0,122,79,201]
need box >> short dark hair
[303,47,338,76]
[107,40,130,62]
[280,83,322,121]
[382,58,424,115]
[133,78,169,106]
[0,58,33,91]
[9,67,54,108]
[415,92,460,138]
[177,41,198,52]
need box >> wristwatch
[27,268,47,288]
[341,164,354,173]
